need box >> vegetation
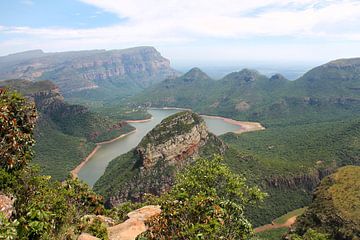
[253,227,288,240]
[220,118,360,225]
[139,156,266,239]
[273,208,307,225]
[132,61,360,128]
[292,166,360,239]
[0,89,108,239]
[0,89,37,171]
[0,80,136,180]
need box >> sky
[1,0,360,70]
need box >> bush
[0,89,36,171]
[140,155,266,239]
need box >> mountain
[132,58,360,127]
[0,79,134,180]
[292,166,360,239]
[94,111,226,207]
[0,47,178,101]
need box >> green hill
[0,79,135,180]
[292,166,360,239]
[132,58,360,127]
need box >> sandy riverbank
[126,117,153,123]
[71,130,137,178]
[200,115,265,134]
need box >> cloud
[2,0,360,62]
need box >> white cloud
[2,0,360,62]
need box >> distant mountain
[292,166,360,239]
[132,58,360,126]
[94,111,226,207]
[0,79,134,179]
[0,47,178,100]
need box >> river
[77,108,253,186]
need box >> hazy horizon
[2,0,360,68]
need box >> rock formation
[0,47,178,95]
[94,111,226,206]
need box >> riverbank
[71,130,137,178]
[201,115,265,134]
[126,117,153,123]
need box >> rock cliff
[94,111,226,206]
[0,47,178,97]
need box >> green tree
[141,155,266,240]
[0,89,36,171]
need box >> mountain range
[132,59,360,126]
[0,47,178,101]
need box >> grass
[273,207,307,225]
[253,227,288,240]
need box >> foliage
[78,217,109,240]
[293,166,360,240]
[0,90,107,239]
[273,208,307,225]
[140,156,266,239]
[253,227,288,240]
[108,201,147,223]
[288,229,330,240]
[221,118,360,226]
[0,89,37,171]
[0,212,18,240]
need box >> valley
[0,46,359,239]
[76,108,264,186]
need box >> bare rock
[78,233,101,240]
[107,205,161,240]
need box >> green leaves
[0,88,37,171]
[141,155,266,239]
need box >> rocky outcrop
[95,111,226,206]
[78,205,161,240]
[0,47,178,94]
[265,166,337,190]
[107,205,161,240]
[135,111,209,169]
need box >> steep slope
[292,166,360,239]
[94,111,226,207]
[0,79,134,179]
[0,47,178,101]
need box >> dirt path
[254,216,297,233]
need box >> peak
[137,110,205,151]
[324,58,360,68]
[270,73,288,82]
[183,68,211,81]
[223,68,262,82]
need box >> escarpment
[0,47,178,96]
[94,111,226,207]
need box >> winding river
[77,109,263,186]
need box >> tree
[140,155,266,240]
[0,89,36,171]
